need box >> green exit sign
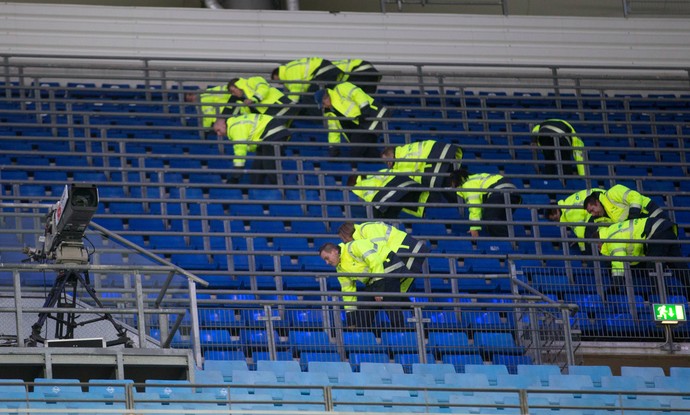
[653,304,686,324]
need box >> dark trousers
[248,120,290,185]
[396,235,430,291]
[374,190,424,220]
[345,252,410,330]
[340,119,380,160]
[538,135,576,176]
[345,68,382,96]
[482,182,522,237]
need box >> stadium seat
[380,331,418,354]
[256,360,303,383]
[517,364,562,386]
[348,352,390,370]
[411,362,457,384]
[289,330,337,355]
[620,366,665,388]
[464,364,509,385]
[441,354,485,373]
[343,331,379,353]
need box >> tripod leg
[75,271,134,347]
[29,271,71,345]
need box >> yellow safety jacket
[353,222,415,293]
[390,140,463,184]
[234,76,285,115]
[336,240,394,307]
[599,184,654,223]
[199,85,231,129]
[324,82,384,144]
[277,57,327,102]
[532,119,585,176]
[352,170,398,204]
[352,170,429,218]
[455,173,505,232]
[599,218,674,276]
[354,222,407,252]
[557,189,610,251]
[225,114,273,168]
[334,59,370,82]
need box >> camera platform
[27,268,134,348]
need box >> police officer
[531,119,585,177]
[318,240,410,329]
[348,170,429,219]
[227,76,295,118]
[271,57,343,103]
[449,168,522,239]
[315,81,387,159]
[213,113,290,186]
[597,217,687,278]
[337,221,431,293]
[333,58,382,95]
[583,184,668,223]
[381,139,463,190]
[543,188,612,255]
[184,85,232,131]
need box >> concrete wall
[1,2,690,68]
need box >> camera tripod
[27,268,133,348]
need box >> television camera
[26,184,132,347]
[25,183,99,264]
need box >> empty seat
[289,330,337,355]
[427,331,473,356]
[343,331,379,353]
[380,331,418,354]
[567,365,613,388]
[517,364,562,386]
[464,364,509,385]
[620,366,665,388]
[256,360,302,383]
[441,354,485,373]
[411,363,457,384]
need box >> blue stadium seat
[517,364,561,386]
[306,360,352,383]
[359,362,405,384]
[441,354,485,374]
[349,353,390,370]
[427,331,474,356]
[411,362,457,384]
[343,331,379,353]
[380,331,418,354]
[567,367,612,386]
[620,366,665,388]
[204,360,249,382]
[256,360,303,383]
[464,364,509,386]
[494,355,534,375]
[289,331,337,355]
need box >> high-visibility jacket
[336,239,395,306]
[277,57,328,102]
[390,140,463,184]
[199,85,231,128]
[455,173,508,232]
[225,114,273,167]
[354,222,407,252]
[599,217,676,276]
[324,82,385,144]
[557,189,610,250]
[233,76,286,115]
[532,119,585,176]
[352,170,399,205]
[353,222,416,292]
[598,184,656,222]
[333,59,373,81]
